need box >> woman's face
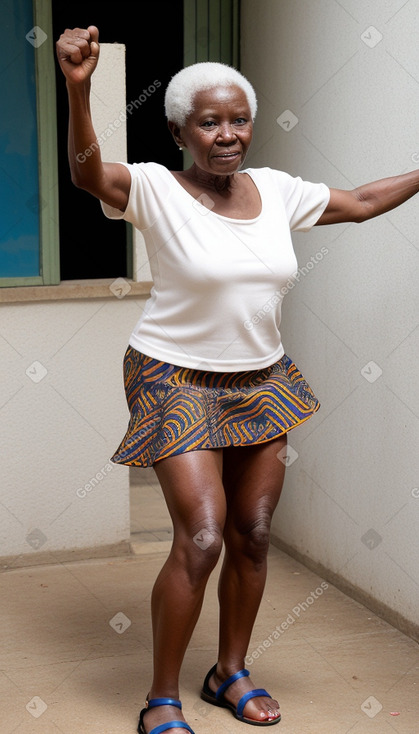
[171,85,253,176]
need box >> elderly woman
[56,26,419,734]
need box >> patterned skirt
[110,346,320,468]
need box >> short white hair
[164,61,257,127]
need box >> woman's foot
[204,664,281,724]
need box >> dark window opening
[53,1,184,280]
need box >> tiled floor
[1,468,418,734]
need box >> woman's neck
[182,165,236,193]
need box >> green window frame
[184,0,240,66]
[183,0,240,168]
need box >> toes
[246,696,280,722]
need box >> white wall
[241,0,419,633]
[0,296,137,562]
[0,44,149,565]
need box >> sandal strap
[237,688,271,719]
[216,668,250,700]
[147,698,182,710]
[148,722,194,734]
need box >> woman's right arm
[56,26,131,211]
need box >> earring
[178,146,183,151]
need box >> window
[0,0,240,290]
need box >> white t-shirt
[102,162,330,371]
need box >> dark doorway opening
[53,1,184,280]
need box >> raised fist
[56,26,100,85]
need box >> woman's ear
[167,120,185,149]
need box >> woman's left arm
[316,169,419,225]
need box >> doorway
[52,1,184,280]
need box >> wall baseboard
[270,534,419,644]
[0,540,132,571]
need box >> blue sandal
[200,664,281,726]
[137,697,195,734]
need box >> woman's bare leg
[142,449,226,733]
[207,435,287,723]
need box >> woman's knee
[227,513,272,568]
[174,521,224,584]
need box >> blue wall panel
[0,0,40,277]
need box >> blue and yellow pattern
[111,346,320,467]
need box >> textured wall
[0,297,138,560]
[241,0,419,629]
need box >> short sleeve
[100,162,131,221]
[100,161,170,230]
[270,170,330,232]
